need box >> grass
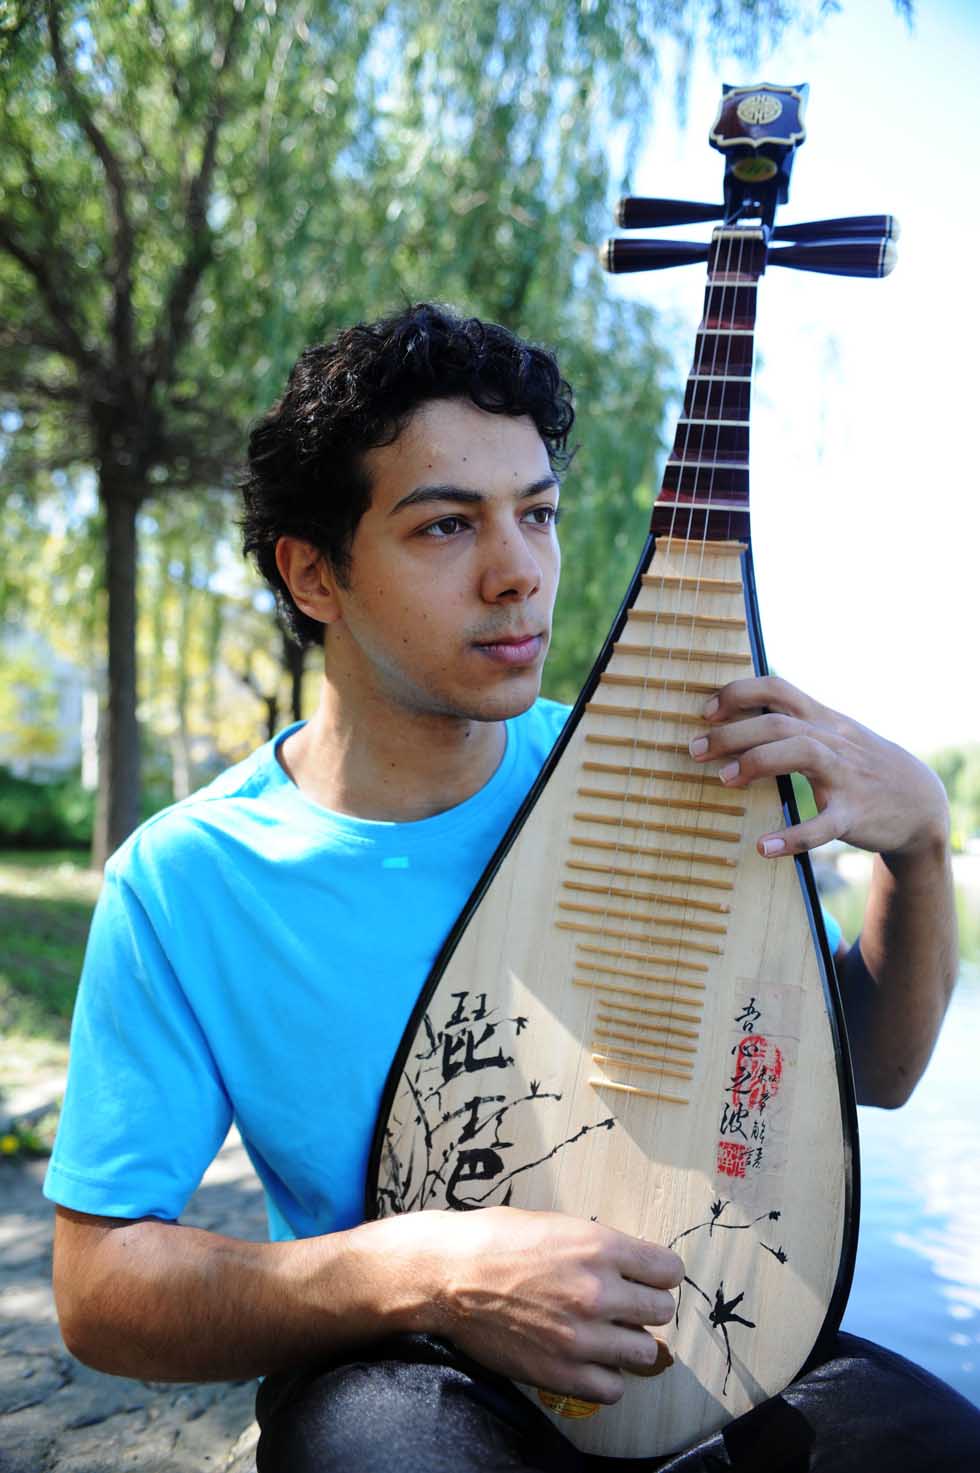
[0,849,102,1042]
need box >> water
[841,971,980,1405]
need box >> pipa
[367,82,895,1458]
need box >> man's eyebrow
[388,474,559,516]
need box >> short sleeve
[822,906,843,957]
[43,867,233,1220]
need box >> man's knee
[254,1344,547,1473]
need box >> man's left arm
[689,676,958,1108]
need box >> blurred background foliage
[0,0,926,860]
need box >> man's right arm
[54,1203,683,1405]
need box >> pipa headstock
[603,81,897,278]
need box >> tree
[0,0,898,863]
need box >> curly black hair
[240,302,575,646]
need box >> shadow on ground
[0,1129,265,1473]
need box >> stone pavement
[0,1121,265,1473]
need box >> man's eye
[525,505,561,527]
[423,516,467,537]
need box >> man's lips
[472,633,545,665]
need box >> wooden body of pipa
[367,536,857,1459]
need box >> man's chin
[457,668,545,723]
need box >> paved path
[1,1123,265,1472]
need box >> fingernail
[703,696,719,718]
[761,837,786,856]
[689,737,708,757]
[719,761,739,783]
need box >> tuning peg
[600,238,709,274]
[772,214,900,243]
[769,238,897,278]
[615,197,723,229]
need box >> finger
[758,807,843,858]
[613,1234,685,1289]
[688,712,802,762]
[714,735,836,790]
[703,675,823,725]
[609,1282,677,1328]
[627,1335,674,1380]
[537,1362,625,1406]
[602,1325,675,1377]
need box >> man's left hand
[688,675,950,860]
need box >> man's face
[326,397,561,723]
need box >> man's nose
[479,525,542,602]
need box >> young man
[46,305,978,1470]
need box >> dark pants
[254,1331,980,1472]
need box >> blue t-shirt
[44,697,843,1241]
[44,700,569,1240]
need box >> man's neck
[277,678,509,822]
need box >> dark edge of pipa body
[738,541,860,1363]
[364,526,860,1387]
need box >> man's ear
[275,537,344,627]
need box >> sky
[607,0,980,756]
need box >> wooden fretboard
[652,228,765,545]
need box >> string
[596,231,754,1116]
[550,224,762,1230]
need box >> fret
[697,328,754,336]
[576,791,743,830]
[584,702,691,730]
[561,896,728,936]
[585,702,704,723]
[608,645,751,665]
[557,907,725,942]
[594,1025,697,1053]
[568,826,737,869]
[689,374,752,381]
[565,881,732,916]
[640,573,742,593]
[665,459,747,470]
[654,538,747,553]
[656,499,750,514]
[599,997,704,1023]
[590,1051,693,1084]
[576,939,709,973]
[587,1077,690,1106]
[576,952,716,984]
[677,418,750,428]
[582,760,730,793]
[574,795,742,842]
[558,923,716,962]
[566,857,733,894]
[625,609,746,629]
[598,672,719,695]
[573,977,709,1004]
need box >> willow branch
[0,375,82,404]
[145,0,187,110]
[0,215,98,370]
[147,2,246,393]
[0,322,71,356]
[46,0,135,373]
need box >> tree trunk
[92,481,141,867]
[171,552,194,800]
[282,630,305,723]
